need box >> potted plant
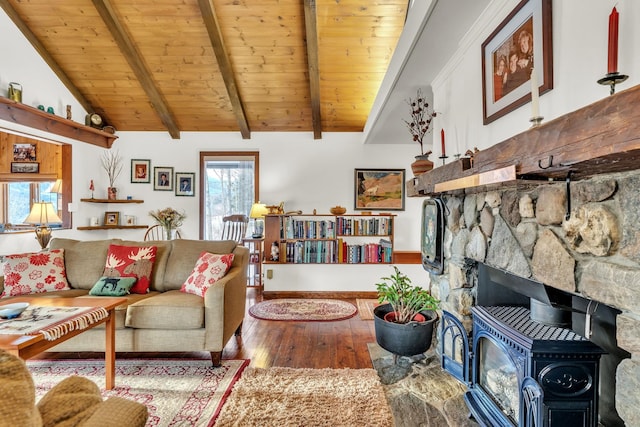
[373,266,440,357]
[404,88,437,176]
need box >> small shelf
[80,198,144,204]
[0,97,118,148]
[77,225,148,230]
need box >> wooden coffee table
[0,296,125,390]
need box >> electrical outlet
[266,269,273,279]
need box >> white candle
[531,68,540,118]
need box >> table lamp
[249,202,269,238]
[24,202,62,249]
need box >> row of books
[282,238,393,264]
[281,216,393,239]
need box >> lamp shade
[24,202,62,225]
[249,202,269,219]
[48,179,63,194]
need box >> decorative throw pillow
[102,244,157,294]
[180,252,235,297]
[89,276,137,296]
[1,249,70,298]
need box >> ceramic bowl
[0,302,30,319]
[330,206,346,215]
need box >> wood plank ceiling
[0,0,408,140]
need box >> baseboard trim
[393,251,421,264]
[262,291,378,300]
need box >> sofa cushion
[102,244,157,294]
[125,290,204,329]
[180,252,234,297]
[89,277,137,296]
[117,240,172,291]
[50,239,118,289]
[160,239,237,291]
[1,249,70,298]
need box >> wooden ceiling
[1,0,408,139]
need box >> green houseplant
[374,266,440,356]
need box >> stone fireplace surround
[430,169,639,426]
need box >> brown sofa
[0,238,249,366]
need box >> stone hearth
[428,169,640,426]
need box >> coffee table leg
[105,307,116,390]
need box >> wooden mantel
[409,84,640,196]
[0,97,117,148]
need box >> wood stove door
[440,310,470,384]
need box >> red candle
[440,129,446,156]
[608,7,619,74]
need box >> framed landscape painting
[354,168,405,211]
[481,0,553,124]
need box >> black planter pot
[373,303,437,357]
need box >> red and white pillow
[102,244,157,294]
[181,252,234,297]
[1,249,70,298]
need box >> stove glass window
[478,337,519,423]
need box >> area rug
[213,367,394,426]
[248,299,357,321]
[356,298,380,320]
[28,358,248,427]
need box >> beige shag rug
[213,367,394,426]
[356,298,380,320]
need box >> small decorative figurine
[270,242,280,261]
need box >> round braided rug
[248,299,357,321]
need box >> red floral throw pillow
[180,252,235,297]
[102,244,157,294]
[1,249,70,298]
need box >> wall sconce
[249,202,269,238]
[24,202,62,249]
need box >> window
[200,152,259,240]
[2,181,59,227]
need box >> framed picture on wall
[153,166,174,191]
[354,168,405,211]
[131,159,151,183]
[175,172,195,197]
[104,211,119,226]
[481,0,553,124]
[11,162,39,173]
[13,143,37,161]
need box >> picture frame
[175,172,195,197]
[131,159,151,183]
[421,198,445,274]
[354,168,405,211]
[153,166,174,191]
[104,211,119,226]
[11,162,39,173]
[481,0,553,125]
[13,143,37,161]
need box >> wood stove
[441,263,605,427]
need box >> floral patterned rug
[248,299,357,321]
[28,358,248,427]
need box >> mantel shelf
[0,97,118,148]
[409,84,640,196]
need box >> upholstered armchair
[0,349,148,427]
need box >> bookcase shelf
[263,214,395,265]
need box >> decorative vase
[107,187,117,200]
[411,154,434,177]
[164,227,177,240]
[374,303,437,356]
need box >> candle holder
[597,72,628,95]
[438,155,449,165]
[529,116,544,128]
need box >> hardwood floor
[34,288,378,369]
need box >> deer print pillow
[89,276,137,296]
[102,244,157,294]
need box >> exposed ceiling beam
[91,0,181,139]
[197,0,251,139]
[303,0,322,139]
[0,0,107,124]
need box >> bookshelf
[263,214,394,265]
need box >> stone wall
[430,169,640,426]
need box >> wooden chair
[221,214,249,243]
[143,224,182,241]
